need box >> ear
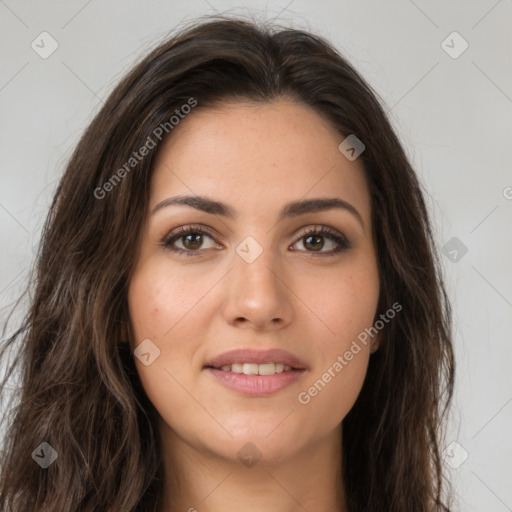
[370,332,381,353]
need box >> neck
[156,420,348,512]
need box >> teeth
[231,363,243,373]
[216,362,295,375]
[257,363,275,375]
[243,363,259,375]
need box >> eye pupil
[184,234,203,250]
[304,235,324,251]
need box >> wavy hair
[0,15,454,511]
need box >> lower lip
[205,368,305,396]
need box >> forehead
[149,100,371,222]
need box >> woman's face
[127,99,380,465]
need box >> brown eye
[182,233,204,251]
[162,226,218,256]
[303,234,325,252]
[291,226,350,256]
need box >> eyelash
[161,224,351,258]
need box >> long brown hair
[0,15,454,511]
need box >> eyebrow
[152,195,365,229]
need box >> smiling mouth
[204,363,305,396]
[205,362,302,376]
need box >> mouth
[204,362,301,375]
[204,348,307,371]
[203,348,307,396]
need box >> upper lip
[204,348,307,370]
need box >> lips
[204,348,308,396]
[204,348,307,370]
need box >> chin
[196,422,307,466]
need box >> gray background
[1,1,511,510]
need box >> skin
[127,99,380,512]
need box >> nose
[221,242,294,331]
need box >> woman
[0,15,454,512]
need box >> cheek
[295,255,379,422]
[127,260,210,342]
[127,262,210,432]
[296,275,377,427]
[304,255,380,343]
[127,265,209,391]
